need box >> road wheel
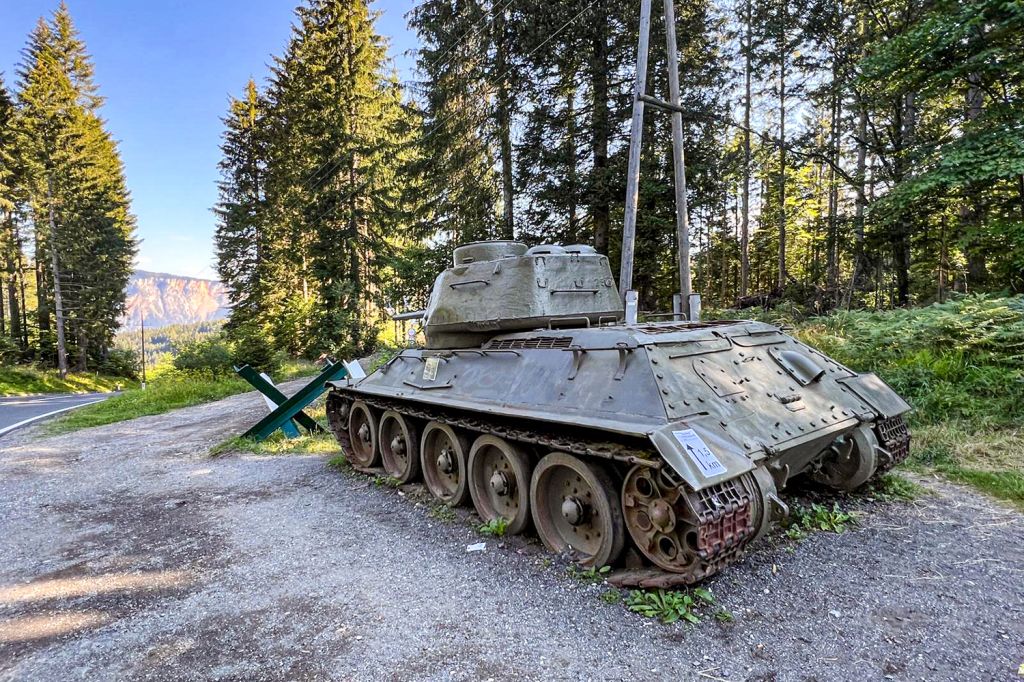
[420,422,470,506]
[378,411,420,483]
[468,435,531,535]
[812,425,879,491]
[530,453,624,568]
[347,401,379,469]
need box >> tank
[325,241,911,586]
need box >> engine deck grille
[487,336,574,350]
[634,321,737,334]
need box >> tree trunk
[590,0,610,253]
[826,70,840,298]
[17,241,28,350]
[962,73,987,286]
[852,103,868,275]
[893,92,916,306]
[566,81,579,242]
[938,213,948,303]
[776,7,787,291]
[47,176,69,378]
[7,264,20,347]
[0,268,6,339]
[494,5,514,240]
[3,212,22,347]
[740,0,752,298]
[36,253,50,356]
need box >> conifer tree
[216,0,422,359]
[0,74,20,350]
[410,0,500,246]
[14,5,136,372]
[214,79,275,368]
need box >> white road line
[0,398,107,438]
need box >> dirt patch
[1,384,1022,681]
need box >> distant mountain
[121,271,230,329]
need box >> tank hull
[326,318,911,584]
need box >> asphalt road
[0,394,109,438]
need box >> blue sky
[0,1,418,279]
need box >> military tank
[325,240,911,585]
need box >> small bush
[99,348,141,379]
[567,565,612,584]
[787,503,855,534]
[428,504,456,522]
[869,473,925,501]
[0,336,21,365]
[173,337,234,376]
[229,322,280,373]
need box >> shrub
[0,336,20,365]
[99,348,140,379]
[228,320,279,373]
[173,336,234,376]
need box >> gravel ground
[0,384,1022,681]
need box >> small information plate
[672,428,727,477]
[423,356,440,381]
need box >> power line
[423,0,517,75]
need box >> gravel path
[0,385,1021,681]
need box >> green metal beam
[235,364,322,435]
[241,361,348,441]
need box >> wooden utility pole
[619,0,653,300]
[47,176,68,379]
[664,0,692,312]
[619,0,695,318]
[140,309,147,389]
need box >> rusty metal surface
[876,414,911,471]
[531,452,625,568]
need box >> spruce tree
[217,0,423,359]
[215,79,275,368]
[410,0,500,246]
[0,74,18,350]
[15,5,136,372]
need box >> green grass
[428,504,457,522]
[212,432,338,457]
[934,466,1024,505]
[0,366,133,396]
[45,360,320,435]
[477,517,509,537]
[567,564,612,584]
[625,587,716,625]
[784,503,855,540]
[866,473,926,502]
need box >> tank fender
[649,421,755,491]
[837,373,911,419]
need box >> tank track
[875,415,911,472]
[326,389,759,586]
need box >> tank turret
[422,241,624,349]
